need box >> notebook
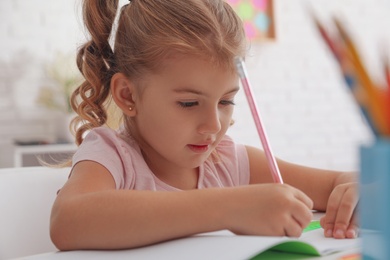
[28,221,360,260]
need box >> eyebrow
[173,86,240,95]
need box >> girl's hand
[320,174,359,239]
[225,184,313,237]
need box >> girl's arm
[50,161,224,250]
[245,145,359,239]
[50,160,313,250]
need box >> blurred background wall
[1,0,388,170]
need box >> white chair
[0,167,69,259]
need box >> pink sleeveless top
[72,127,250,191]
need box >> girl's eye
[178,101,199,108]
[219,100,236,106]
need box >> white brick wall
[227,0,387,171]
[1,0,386,169]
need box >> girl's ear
[111,73,137,116]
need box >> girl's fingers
[332,186,358,239]
[288,193,313,237]
[321,183,359,239]
[321,186,343,237]
[285,217,305,237]
[294,189,314,210]
[346,212,359,238]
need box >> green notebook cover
[251,221,323,259]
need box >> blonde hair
[71,0,247,146]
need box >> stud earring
[128,106,133,111]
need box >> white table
[0,167,70,259]
[20,213,361,260]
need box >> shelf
[13,143,77,167]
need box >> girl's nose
[198,108,222,134]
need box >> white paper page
[22,229,360,260]
[299,228,361,255]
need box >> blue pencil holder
[360,138,390,260]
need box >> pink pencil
[235,58,284,184]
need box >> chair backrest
[0,166,69,259]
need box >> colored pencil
[310,12,340,60]
[333,17,390,136]
[235,58,284,184]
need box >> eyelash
[177,100,235,108]
[178,101,198,108]
[220,100,236,106]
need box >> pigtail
[71,0,119,146]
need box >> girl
[50,0,358,250]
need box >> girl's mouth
[187,144,209,153]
